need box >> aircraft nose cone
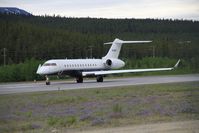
[36,65,51,75]
[36,69,41,75]
[36,64,43,75]
[36,68,42,75]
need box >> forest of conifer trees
[0,14,199,82]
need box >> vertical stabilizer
[103,38,123,59]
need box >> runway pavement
[0,74,199,94]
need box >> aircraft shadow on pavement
[49,80,121,85]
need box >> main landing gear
[96,76,103,82]
[76,76,83,83]
[45,75,50,85]
[76,76,103,83]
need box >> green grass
[47,116,77,127]
[0,82,198,132]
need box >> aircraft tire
[97,76,103,82]
[46,81,50,85]
[76,77,83,83]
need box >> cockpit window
[43,63,57,66]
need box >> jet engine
[106,59,112,66]
[103,58,125,69]
[103,59,112,68]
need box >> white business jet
[36,38,180,85]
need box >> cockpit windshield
[43,63,57,66]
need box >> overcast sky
[1,0,199,20]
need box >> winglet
[174,59,181,69]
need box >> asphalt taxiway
[0,74,199,94]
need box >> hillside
[0,14,199,64]
[0,7,32,16]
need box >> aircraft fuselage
[36,58,125,77]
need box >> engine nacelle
[103,58,125,69]
[106,59,112,66]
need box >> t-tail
[103,38,152,59]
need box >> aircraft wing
[82,59,180,76]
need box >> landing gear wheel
[96,76,103,82]
[45,75,50,85]
[76,77,83,83]
[46,81,50,85]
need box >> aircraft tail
[103,38,152,59]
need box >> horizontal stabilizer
[104,40,152,45]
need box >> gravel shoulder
[74,120,199,133]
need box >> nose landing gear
[45,75,50,85]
